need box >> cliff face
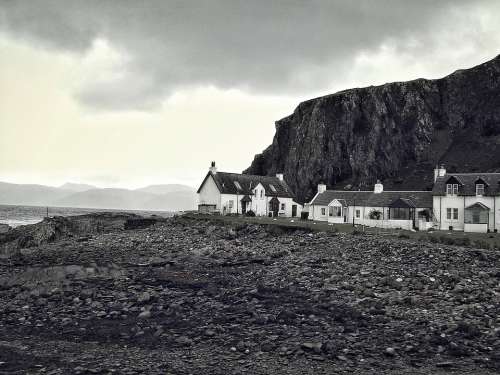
[245,55,500,203]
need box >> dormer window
[234,181,242,190]
[446,184,458,195]
[476,184,484,196]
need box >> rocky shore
[0,214,499,374]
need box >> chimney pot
[317,183,326,194]
[433,164,446,182]
[374,180,383,194]
[209,161,217,174]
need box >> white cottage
[197,162,302,217]
[308,181,433,230]
[432,166,500,233]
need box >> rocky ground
[0,214,499,374]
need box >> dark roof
[465,202,490,210]
[388,198,416,208]
[433,173,500,196]
[197,172,295,198]
[269,196,280,204]
[240,195,252,202]
[310,190,432,208]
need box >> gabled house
[308,180,433,230]
[432,166,500,233]
[197,162,302,217]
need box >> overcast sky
[1,0,499,189]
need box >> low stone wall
[360,219,413,230]
[464,223,488,233]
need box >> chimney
[276,173,284,181]
[433,164,446,182]
[317,183,326,194]
[209,161,217,174]
[374,180,383,194]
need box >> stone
[385,347,396,357]
[302,342,323,354]
[137,310,151,319]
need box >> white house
[197,162,302,217]
[432,166,500,233]
[308,181,433,230]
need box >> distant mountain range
[0,181,196,211]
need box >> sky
[1,0,499,189]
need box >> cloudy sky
[1,0,499,189]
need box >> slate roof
[197,172,296,199]
[433,173,500,196]
[465,202,490,210]
[310,190,433,208]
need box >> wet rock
[138,310,151,319]
[302,342,323,354]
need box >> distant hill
[135,184,194,195]
[59,182,97,192]
[0,182,196,211]
[0,182,71,206]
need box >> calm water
[0,204,174,228]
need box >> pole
[46,207,49,218]
[352,199,355,227]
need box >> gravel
[0,214,498,374]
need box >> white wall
[276,197,302,217]
[362,219,414,230]
[434,195,500,232]
[251,183,267,216]
[198,175,221,209]
[464,223,488,233]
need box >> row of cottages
[308,181,433,231]
[308,166,500,233]
[432,167,500,233]
[197,162,303,217]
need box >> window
[260,190,263,198]
[321,208,326,216]
[465,208,489,224]
[355,209,361,219]
[446,184,459,195]
[228,200,234,209]
[269,184,277,193]
[329,206,341,217]
[234,181,242,190]
[254,189,257,197]
[281,203,285,210]
[391,207,410,220]
[476,184,484,196]
[446,208,458,220]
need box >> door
[242,202,247,214]
[269,200,279,217]
[292,205,297,217]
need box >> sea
[0,204,174,228]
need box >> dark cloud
[0,0,495,110]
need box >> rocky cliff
[245,55,500,203]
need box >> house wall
[310,203,431,230]
[276,197,302,217]
[310,205,328,221]
[220,193,240,215]
[433,195,500,232]
[198,175,221,209]
[251,184,268,216]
